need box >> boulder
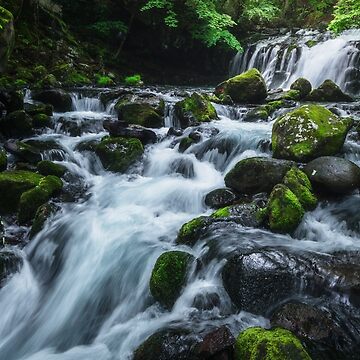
[205,188,237,209]
[4,140,42,164]
[224,157,294,195]
[0,7,14,72]
[103,120,157,145]
[0,90,24,113]
[267,184,305,233]
[304,156,360,194]
[18,175,63,223]
[0,148,6,171]
[176,216,214,247]
[95,137,144,173]
[37,160,66,177]
[174,93,217,128]
[24,103,53,116]
[272,105,353,162]
[178,137,195,153]
[32,113,51,128]
[169,158,195,178]
[0,110,33,137]
[30,203,59,238]
[215,68,267,104]
[283,167,318,210]
[150,251,194,308]
[234,327,311,360]
[290,78,312,99]
[32,89,73,112]
[0,171,43,213]
[0,251,22,286]
[307,80,353,102]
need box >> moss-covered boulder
[0,148,7,171]
[306,80,353,102]
[18,175,62,223]
[0,171,43,213]
[290,78,312,99]
[235,327,311,360]
[24,103,53,117]
[0,110,33,137]
[267,184,305,233]
[283,168,317,210]
[0,6,14,72]
[32,89,72,112]
[174,93,217,128]
[32,113,51,128]
[116,102,163,128]
[37,160,66,177]
[178,137,195,153]
[30,203,58,238]
[224,157,294,195]
[176,216,214,246]
[272,105,353,162]
[215,69,267,104]
[150,251,194,308]
[95,136,144,173]
[4,140,41,164]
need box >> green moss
[272,105,353,161]
[235,327,311,360]
[0,149,7,171]
[282,89,301,101]
[18,175,62,223]
[179,137,194,153]
[265,101,285,114]
[176,216,209,246]
[150,251,193,308]
[124,74,142,86]
[33,65,47,78]
[283,168,317,210]
[267,184,305,233]
[37,160,66,177]
[95,136,144,173]
[211,206,231,218]
[0,171,43,213]
[32,113,51,128]
[96,74,114,87]
[306,40,317,48]
[290,78,312,99]
[30,203,57,238]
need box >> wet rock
[224,157,294,195]
[304,156,360,194]
[95,136,144,173]
[179,137,196,153]
[205,188,237,209]
[215,68,267,104]
[169,158,195,178]
[56,116,103,136]
[99,89,132,105]
[290,78,312,99]
[234,327,311,360]
[103,120,157,145]
[150,251,194,308]
[32,89,73,112]
[266,89,301,102]
[0,90,23,113]
[30,203,59,238]
[0,110,33,137]
[32,113,51,128]
[4,140,42,164]
[18,175,63,224]
[272,105,353,162]
[0,251,22,286]
[37,160,66,177]
[167,127,183,137]
[74,139,99,152]
[0,148,7,171]
[24,103,53,116]
[307,80,353,102]
[189,130,202,142]
[270,302,348,359]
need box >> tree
[328,0,360,33]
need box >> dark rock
[0,251,22,287]
[37,160,66,177]
[307,80,353,102]
[103,120,157,145]
[170,158,195,178]
[224,157,294,195]
[168,127,183,137]
[205,188,237,209]
[0,90,24,113]
[30,203,59,238]
[24,103,53,116]
[179,137,195,153]
[189,131,202,142]
[0,110,33,137]
[290,78,312,99]
[32,89,73,112]
[304,156,360,194]
[0,148,7,171]
[4,140,42,164]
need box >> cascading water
[0,80,360,358]
[230,29,360,94]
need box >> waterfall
[230,29,360,94]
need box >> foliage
[328,0,360,33]
[89,20,128,39]
[242,0,280,22]
[124,74,142,86]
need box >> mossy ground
[235,327,311,360]
[150,251,193,308]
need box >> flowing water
[0,32,360,360]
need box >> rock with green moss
[4,140,41,164]
[306,80,353,102]
[0,110,33,137]
[95,136,144,173]
[30,202,59,238]
[290,78,312,99]
[18,175,62,223]
[215,68,267,104]
[235,327,311,360]
[37,160,66,177]
[267,184,305,233]
[0,171,43,213]
[178,137,195,153]
[224,157,294,195]
[244,106,269,122]
[283,168,317,210]
[32,89,72,112]
[32,113,51,128]
[0,6,14,72]
[176,216,214,246]
[150,251,194,308]
[25,103,53,116]
[174,93,217,128]
[116,102,163,128]
[272,105,353,162]
[0,148,7,171]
